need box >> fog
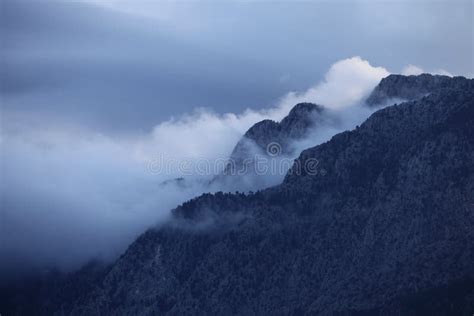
[1,56,393,278]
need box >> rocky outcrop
[366,73,471,106]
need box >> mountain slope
[61,77,474,315]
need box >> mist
[0,56,393,279]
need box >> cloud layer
[0,56,441,278]
[279,57,390,109]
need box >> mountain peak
[215,102,325,189]
[366,73,470,106]
[228,102,325,164]
[286,102,323,117]
[243,119,280,142]
[241,102,324,152]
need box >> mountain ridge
[2,75,473,315]
[366,73,472,106]
[222,102,325,175]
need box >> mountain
[2,75,473,315]
[230,102,325,160]
[366,73,472,106]
[163,103,326,191]
[213,103,327,190]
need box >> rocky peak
[232,102,324,159]
[366,73,470,106]
[219,102,325,182]
[242,119,281,150]
[215,102,325,189]
[284,102,323,117]
[280,103,324,139]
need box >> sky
[1,0,472,131]
[0,0,473,277]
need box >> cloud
[402,64,424,76]
[0,56,390,277]
[432,69,454,77]
[137,56,391,164]
[278,57,390,109]
[1,129,180,275]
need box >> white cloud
[402,64,424,76]
[0,56,391,273]
[135,56,391,164]
[278,56,390,109]
[432,69,454,77]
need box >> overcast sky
[1,0,472,131]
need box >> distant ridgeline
[366,73,472,106]
[166,74,472,192]
[2,74,474,315]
